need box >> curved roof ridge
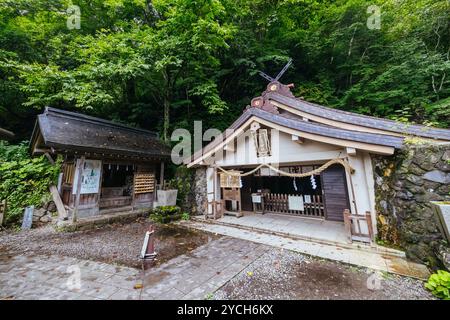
[267,92,450,140]
[249,108,404,148]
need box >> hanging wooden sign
[219,172,241,188]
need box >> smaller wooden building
[30,107,171,219]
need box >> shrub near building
[0,142,60,226]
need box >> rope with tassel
[214,158,355,177]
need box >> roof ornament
[256,58,295,99]
[258,58,293,83]
[249,58,295,113]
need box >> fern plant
[425,270,450,300]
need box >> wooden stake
[50,185,67,220]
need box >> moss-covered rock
[373,143,450,269]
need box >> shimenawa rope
[214,158,354,178]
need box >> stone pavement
[0,237,265,300]
[182,220,430,280]
[217,213,348,245]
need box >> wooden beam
[50,185,68,220]
[250,121,260,131]
[223,142,235,152]
[44,152,55,165]
[160,162,165,188]
[72,156,85,223]
[291,134,304,144]
[346,147,357,156]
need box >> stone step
[99,196,132,208]
[191,216,405,258]
[182,220,429,280]
[101,187,126,197]
[99,205,133,215]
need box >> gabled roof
[187,107,403,166]
[266,91,450,141]
[248,108,404,148]
[187,81,450,167]
[30,107,171,160]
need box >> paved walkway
[181,220,430,280]
[0,237,265,300]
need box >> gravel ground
[0,218,218,268]
[213,248,435,300]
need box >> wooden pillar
[72,156,85,223]
[343,209,352,243]
[160,162,165,189]
[365,211,374,243]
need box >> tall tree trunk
[163,95,170,142]
[162,68,171,142]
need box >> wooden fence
[262,193,324,218]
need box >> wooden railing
[343,209,374,243]
[261,193,324,218]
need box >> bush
[0,141,60,225]
[181,212,190,220]
[425,270,450,300]
[150,206,182,223]
[166,166,192,210]
[153,205,181,216]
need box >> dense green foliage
[150,205,182,223]
[425,270,450,300]
[0,0,449,142]
[0,142,60,225]
[167,165,192,210]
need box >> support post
[343,209,352,243]
[160,162,165,189]
[50,185,67,220]
[72,156,85,223]
[365,211,374,243]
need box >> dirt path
[0,218,219,268]
[0,221,435,300]
[214,249,434,300]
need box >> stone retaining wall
[373,143,450,268]
[192,167,207,216]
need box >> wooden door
[240,176,253,211]
[321,164,350,222]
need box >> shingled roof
[187,81,450,167]
[266,91,450,141]
[187,107,404,165]
[30,107,171,160]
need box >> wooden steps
[99,196,132,208]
